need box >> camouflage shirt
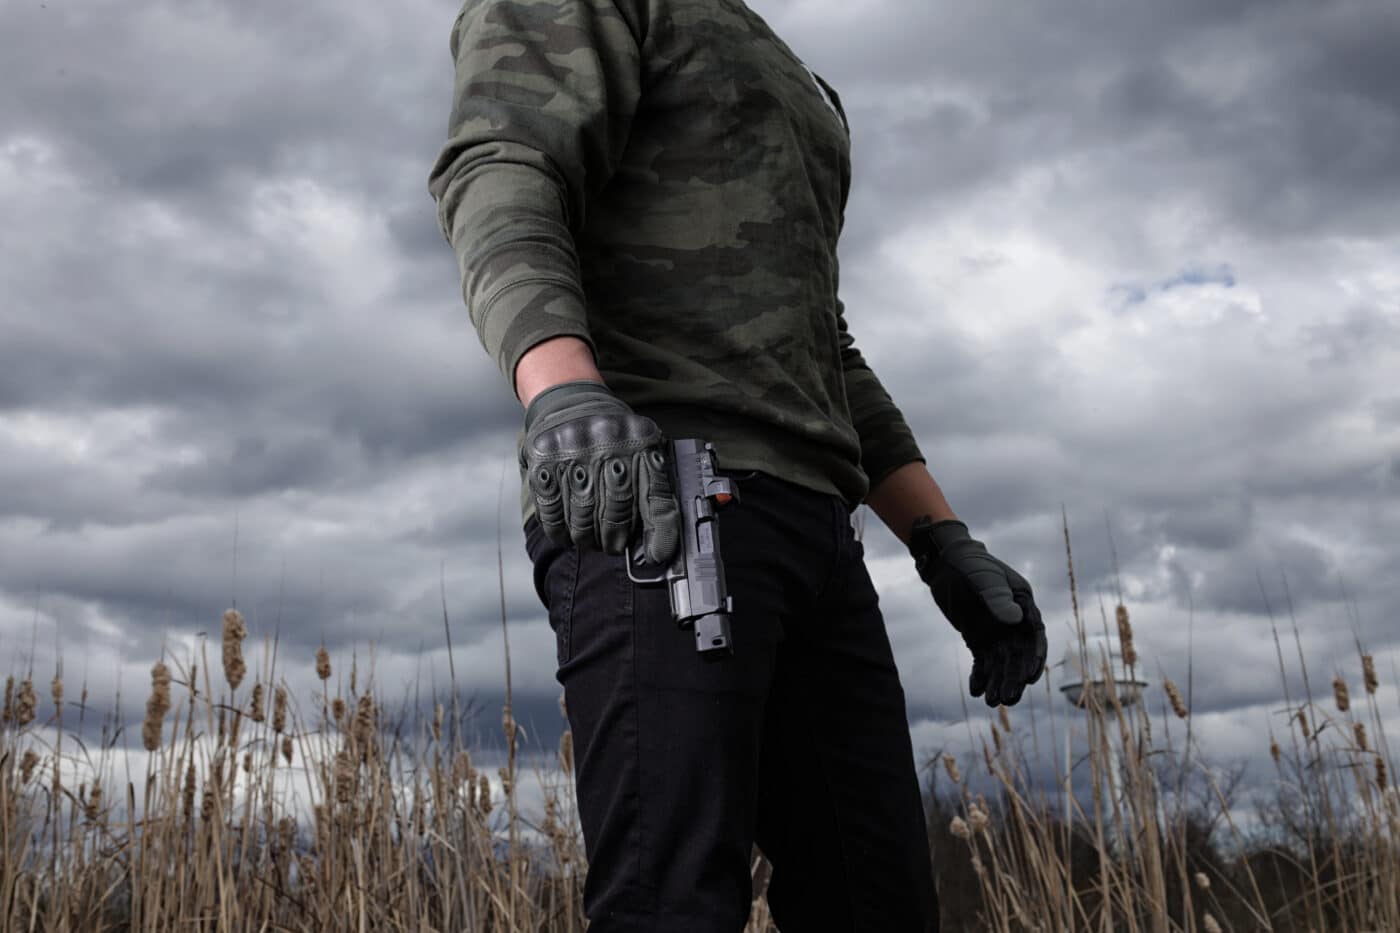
[428,0,924,516]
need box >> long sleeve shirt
[428,0,923,513]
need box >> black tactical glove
[909,517,1048,707]
[522,380,682,564]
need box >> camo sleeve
[837,296,926,492]
[427,0,643,391]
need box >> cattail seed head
[221,609,247,691]
[1203,914,1222,933]
[335,750,355,804]
[201,787,216,822]
[182,763,197,821]
[477,773,492,815]
[1379,757,1389,792]
[1355,722,1369,752]
[1164,679,1188,719]
[2,676,14,724]
[1270,740,1282,764]
[331,697,346,722]
[142,662,173,752]
[1194,871,1211,891]
[15,679,36,727]
[20,750,39,784]
[353,695,375,749]
[1333,676,1351,713]
[497,765,513,798]
[991,725,1003,754]
[559,730,574,774]
[86,782,101,821]
[50,674,63,708]
[1362,655,1379,695]
[558,692,568,720]
[272,686,288,734]
[453,751,472,787]
[998,706,1011,733]
[282,735,294,765]
[1115,604,1137,667]
[943,753,962,785]
[949,816,971,840]
[315,646,331,681]
[248,683,265,723]
[432,703,443,742]
[243,752,253,774]
[1296,708,1311,741]
[967,801,990,835]
[502,706,517,746]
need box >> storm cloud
[2,0,1397,776]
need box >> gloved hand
[909,517,1047,706]
[521,380,682,564]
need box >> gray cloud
[2,0,1398,789]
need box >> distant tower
[1057,635,1149,828]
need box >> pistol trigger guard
[625,539,667,585]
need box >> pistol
[625,439,738,657]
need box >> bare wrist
[514,336,603,406]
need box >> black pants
[524,470,939,933]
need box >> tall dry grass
[2,515,1396,930]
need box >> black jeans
[524,470,939,933]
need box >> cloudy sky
[3,0,1398,798]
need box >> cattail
[50,674,63,709]
[248,683,265,723]
[453,751,473,787]
[498,765,513,797]
[1115,604,1137,667]
[559,730,574,774]
[998,705,1011,733]
[272,686,288,734]
[1270,740,1281,764]
[1363,655,1379,695]
[943,753,962,785]
[15,679,36,727]
[86,782,102,821]
[502,706,517,746]
[1203,914,1222,933]
[558,692,568,720]
[2,675,14,724]
[1379,757,1389,792]
[282,735,294,765]
[20,750,40,784]
[227,710,242,751]
[349,657,358,695]
[432,703,443,742]
[967,801,990,835]
[1296,708,1311,741]
[142,662,173,751]
[990,725,1002,754]
[1164,679,1188,719]
[949,816,971,840]
[1194,871,1211,891]
[1355,722,1369,752]
[353,695,375,749]
[331,697,346,723]
[477,773,493,815]
[243,751,253,774]
[201,787,216,822]
[335,750,355,804]
[315,646,331,681]
[221,609,247,690]
[1333,676,1351,713]
[182,763,197,821]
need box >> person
[428,0,1048,929]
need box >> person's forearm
[865,461,959,546]
[514,336,604,407]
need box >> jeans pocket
[524,518,577,667]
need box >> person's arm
[427,0,642,398]
[515,336,604,407]
[865,461,958,546]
